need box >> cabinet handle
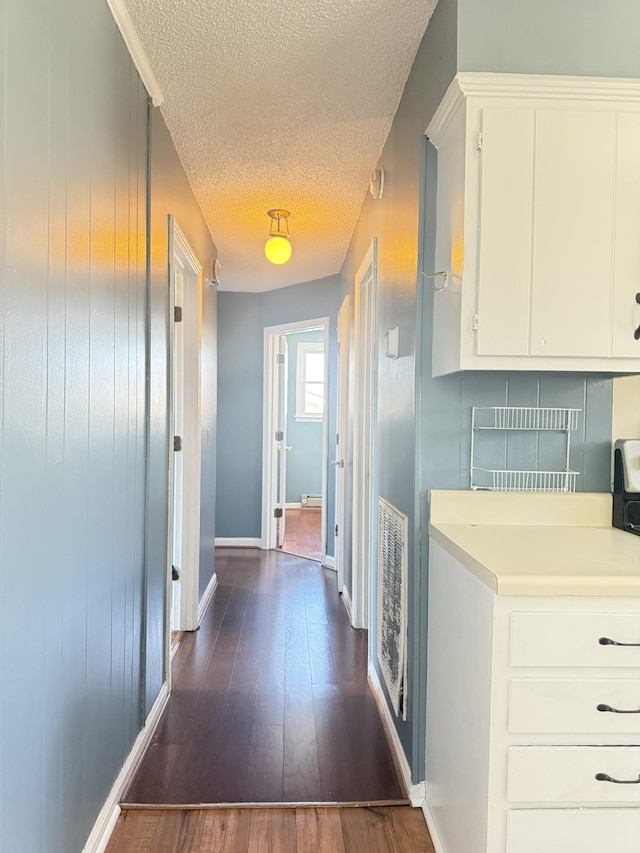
[597,703,640,714]
[595,772,640,785]
[599,636,640,647]
[634,293,640,340]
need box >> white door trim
[352,239,378,630]
[166,218,203,663]
[261,317,330,560]
[335,295,350,593]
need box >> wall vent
[377,497,408,720]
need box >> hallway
[123,548,406,805]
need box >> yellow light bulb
[265,235,292,265]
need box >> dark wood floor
[123,548,406,805]
[277,508,322,562]
[106,806,435,853]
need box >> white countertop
[428,491,640,596]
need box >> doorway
[261,318,330,565]
[167,218,203,651]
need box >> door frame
[165,217,203,668]
[334,295,350,594]
[351,239,378,630]
[261,317,330,559]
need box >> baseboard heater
[301,493,322,508]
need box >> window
[296,341,324,421]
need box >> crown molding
[105,0,164,107]
[427,71,640,145]
[425,77,465,145]
[455,71,640,103]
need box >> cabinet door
[476,108,534,356]
[612,113,640,357]
[530,110,616,357]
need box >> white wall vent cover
[377,497,408,720]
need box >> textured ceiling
[125,0,437,291]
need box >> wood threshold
[120,798,411,810]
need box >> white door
[352,240,377,630]
[334,296,350,592]
[275,335,288,548]
[171,268,185,630]
[166,219,203,641]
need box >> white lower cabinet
[506,809,640,853]
[426,538,640,853]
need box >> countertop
[428,490,640,596]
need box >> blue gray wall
[457,0,640,78]
[340,0,636,783]
[285,329,324,504]
[0,1,217,850]
[216,275,343,556]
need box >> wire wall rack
[470,406,581,493]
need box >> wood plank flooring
[106,806,435,853]
[277,508,322,562]
[123,548,405,805]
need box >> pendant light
[265,209,292,265]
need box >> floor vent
[377,497,408,720]
[300,494,322,508]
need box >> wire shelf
[473,406,581,432]
[470,468,579,493]
[470,406,582,493]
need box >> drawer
[507,746,640,803]
[509,678,640,733]
[510,612,640,667]
[506,808,640,853]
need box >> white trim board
[368,664,425,808]
[215,537,262,548]
[421,795,446,853]
[198,571,218,625]
[341,585,353,625]
[104,0,164,106]
[323,554,335,569]
[285,502,302,509]
[82,681,170,853]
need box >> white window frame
[295,341,325,422]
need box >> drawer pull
[597,703,640,714]
[595,772,640,785]
[599,636,640,647]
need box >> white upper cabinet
[427,74,640,376]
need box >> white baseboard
[215,537,262,548]
[323,554,335,569]
[368,664,425,808]
[198,571,218,624]
[421,794,446,853]
[82,681,170,853]
[285,502,302,509]
[341,585,353,624]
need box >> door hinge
[274,507,283,518]
[471,313,478,333]
[275,430,284,441]
[473,130,483,157]
[335,524,339,537]
[171,565,179,581]
[174,305,183,322]
[276,353,285,364]
[174,435,182,451]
